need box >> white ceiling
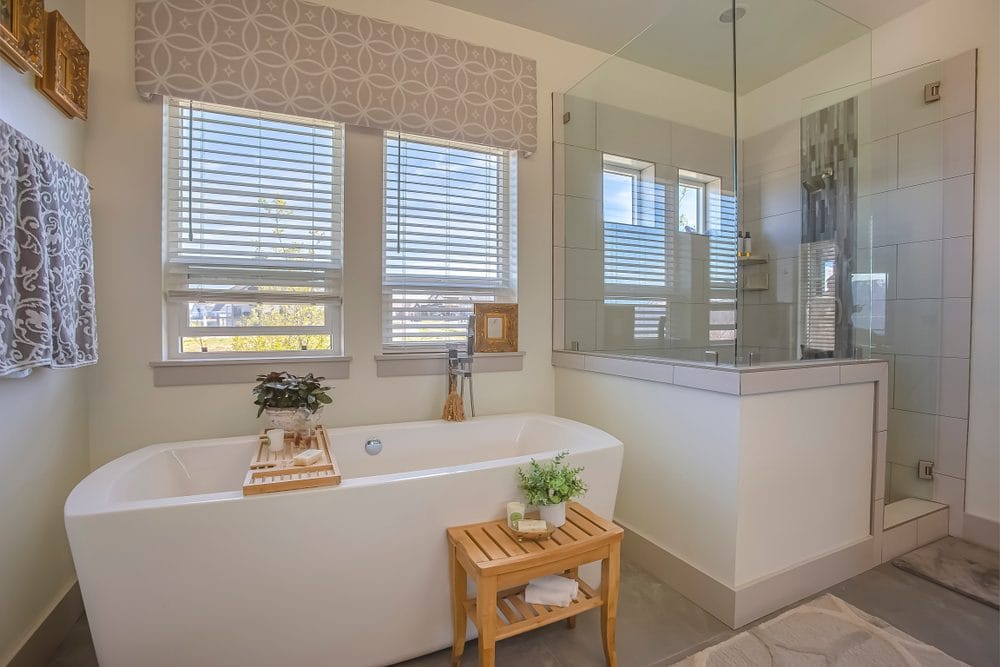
[429,0,931,90]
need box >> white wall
[82,0,609,466]
[555,369,742,586]
[0,3,91,662]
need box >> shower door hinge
[924,81,941,103]
[563,111,571,124]
[918,460,934,480]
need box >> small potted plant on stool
[517,451,587,527]
[252,371,332,444]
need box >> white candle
[266,428,285,453]
[506,501,525,530]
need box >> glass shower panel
[858,55,978,503]
[734,0,871,364]
[556,0,737,363]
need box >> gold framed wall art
[0,0,45,76]
[474,303,518,353]
[36,10,87,120]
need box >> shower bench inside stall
[446,502,623,667]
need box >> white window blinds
[383,132,516,349]
[164,98,344,304]
[799,239,838,352]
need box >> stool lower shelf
[463,577,602,641]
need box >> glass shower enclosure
[555,0,979,517]
[554,0,872,365]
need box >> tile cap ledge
[551,350,886,395]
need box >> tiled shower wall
[740,122,801,362]
[740,51,976,527]
[862,51,976,532]
[553,94,735,361]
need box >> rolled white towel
[524,575,579,608]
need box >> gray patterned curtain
[0,119,98,378]
[134,0,538,153]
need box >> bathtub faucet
[447,316,475,417]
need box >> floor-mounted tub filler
[65,413,624,667]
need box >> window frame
[380,131,517,353]
[678,177,708,235]
[161,98,345,360]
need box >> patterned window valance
[135,0,537,153]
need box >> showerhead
[801,167,834,194]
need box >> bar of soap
[292,449,322,466]
[516,519,548,533]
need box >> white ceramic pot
[538,502,567,527]
[263,408,305,432]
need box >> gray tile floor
[49,560,999,667]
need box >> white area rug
[672,594,966,666]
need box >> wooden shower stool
[446,502,623,667]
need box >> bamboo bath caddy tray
[242,425,342,496]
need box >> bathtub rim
[65,412,623,518]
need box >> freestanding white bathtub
[65,413,623,667]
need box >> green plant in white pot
[252,371,332,438]
[517,451,587,527]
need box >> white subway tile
[739,365,840,395]
[884,181,944,245]
[759,166,801,218]
[882,522,918,561]
[563,195,598,249]
[942,175,974,239]
[859,136,898,196]
[932,474,965,536]
[673,366,740,394]
[935,416,968,479]
[897,113,975,188]
[887,300,942,356]
[938,357,970,418]
[874,431,887,501]
[563,144,602,199]
[941,298,971,358]
[887,409,938,465]
[916,509,949,545]
[942,236,973,298]
[893,355,939,414]
[564,248,602,300]
[896,241,942,299]
[562,95,596,149]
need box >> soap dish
[504,520,558,542]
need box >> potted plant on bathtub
[252,371,332,438]
[517,451,587,528]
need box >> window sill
[150,355,352,387]
[375,351,525,377]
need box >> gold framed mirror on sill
[0,0,45,77]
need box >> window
[163,98,344,357]
[602,155,669,342]
[382,132,516,350]
[707,189,738,342]
[678,180,705,233]
[799,240,838,355]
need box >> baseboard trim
[621,523,878,630]
[620,523,737,627]
[6,580,83,667]
[732,537,876,627]
[963,513,1000,551]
